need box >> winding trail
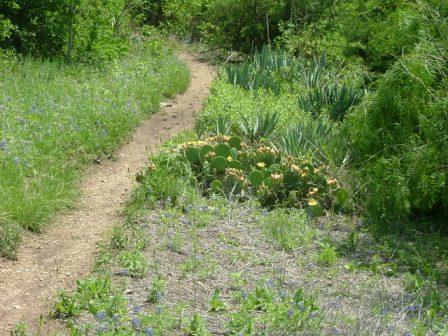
[0,52,214,334]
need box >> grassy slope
[0,40,190,258]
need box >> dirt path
[0,52,214,335]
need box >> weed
[119,251,148,278]
[316,242,339,266]
[148,275,166,304]
[209,289,227,312]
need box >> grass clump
[0,39,189,258]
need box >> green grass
[0,40,189,258]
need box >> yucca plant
[235,112,280,144]
[299,83,363,122]
[302,53,327,90]
[215,115,230,135]
[277,120,333,159]
[324,84,364,122]
[225,45,290,95]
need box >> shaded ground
[0,52,214,335]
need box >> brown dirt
[0,52,214,335]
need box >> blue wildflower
[96,311,106,321]
[132,317,142,330]
[133,305,141,314]
[0,140,7,150]
[155,306,163,314]
[144,327,154,336]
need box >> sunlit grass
[0,41,190,258]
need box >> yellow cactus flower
[308,198,318,206]
[227,156,233,162]
[257,162,266,169]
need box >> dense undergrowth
[0,39,189,258]
[149,0,448,231]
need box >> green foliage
[0,0,141,62]
[348,33,448,226]
[0,215,21,259]
[0,40,189,258]
[54,276,125,318]
[209,289,227,312]
[119,251,148,277]
[227,284,320,335]
[236,112,280,144]
[148,275,166,303]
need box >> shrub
[348,36,448,226]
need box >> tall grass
[0,41,189,258]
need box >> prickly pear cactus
[249,170,264,188]
[185,146,201,164]
[211,156,227,173]
[227,136,242,150]
[215,143,231,158]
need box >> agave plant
[235,112,280,144]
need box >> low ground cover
[0,39,189,258]
[38,133,447,335]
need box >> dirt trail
[0,52,214,334]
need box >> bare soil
[0,52,214,335]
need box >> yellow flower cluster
[147,162,157,171]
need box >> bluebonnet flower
[407,305,420,312]
[155,306,163,314]
[266,279,274,288]
[403,331,412,336]
[133,305,141,314]
[0,140,7,150]
[144,327,154,336]
[96,311,107,321]
[132,317,142,330]
[287,309,294,318]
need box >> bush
[0,0,135,62]
[348,36,448,226]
